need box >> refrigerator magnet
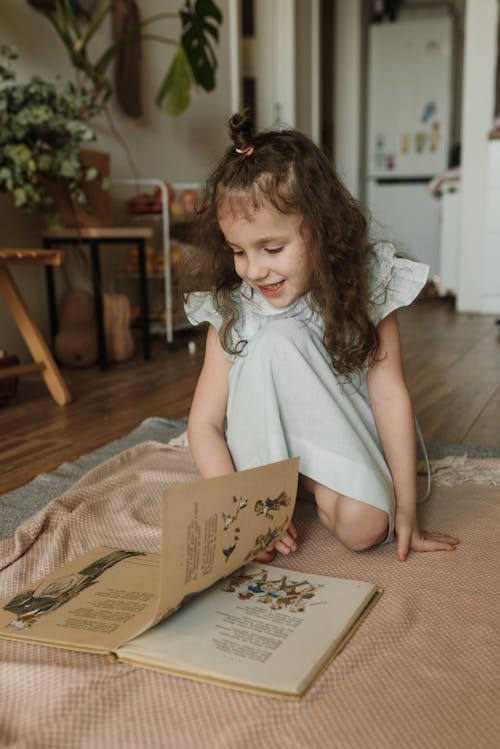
[415,132,427,153]
[421,101,436,123]
[430,122,440,151]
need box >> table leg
[90,239,108,370]
[137,238,151,360]
[0,266,71,406]
[43,240,59,343]
[44,265,59,342]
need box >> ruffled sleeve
[184,292,223,331]
[368,243,429,325]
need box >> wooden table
[0,249,71,406]
[41,227,153,370]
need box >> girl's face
[218,206,308,308]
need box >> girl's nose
[246,253,268,281]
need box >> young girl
[185,111,459,563]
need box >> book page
[0,546,160,652]
[116,563,380,698]
[0,460,299,652]
[156,458,299,621]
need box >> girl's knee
[317,494,388,551]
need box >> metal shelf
[112,179,199,345]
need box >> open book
[0,458,382,700]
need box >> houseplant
[27,0,223,116]
[0,44,103,228]
[0,1,223,227]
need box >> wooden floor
[1,298,499,496]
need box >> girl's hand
[273,521,298,555]
[255,522,298,562]
[395,508,459,562]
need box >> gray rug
[1,415,498,541]
[0,417,186,540]
[423,443,500,459]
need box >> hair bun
[228,110,253,152]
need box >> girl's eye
[232,250,244,257]
[265,247,283,254]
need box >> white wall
[244,0,319,138]
[295,0,320,142]
[0,0,234,360]
[333,0,363,199]
[457,0,499,312]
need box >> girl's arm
[188,325,298,558]
[367,312,459,561]
[188,325,235,478]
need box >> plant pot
[44,149,112,228]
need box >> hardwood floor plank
[399,310,500,443]
[463,384,500,445]
[398,302,499,441]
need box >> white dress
[185,243,429,538]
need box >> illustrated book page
[0,458,299,653]
[156,457,300,623]
[116,562,382,700]
[0,547,161,653]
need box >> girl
[185,111,459,563]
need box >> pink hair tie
[235,145,254,157]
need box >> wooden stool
[0,249,72,406]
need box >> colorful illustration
[222,497,248,530]
[222,567,325,613]
[220,569,261,592]
[222,491,291,562]
[244,515,290,560]
[3,550,144,630]
[222,542,237,562]
[254,491,290,519]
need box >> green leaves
[28,0,223,118]
[180,0,222,91]
[0,46,99,219]
[156,0,223,116]
[156,45,191,116]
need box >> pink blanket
[1,442,499,749]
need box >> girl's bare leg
[300,476,389,551]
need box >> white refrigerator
[365,17,453,276]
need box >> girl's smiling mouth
[258,281,285,297]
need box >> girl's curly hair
[186,110,379,375]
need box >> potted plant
[0,2,223,227]
[27,0,223,116]
[0,44,104,228]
